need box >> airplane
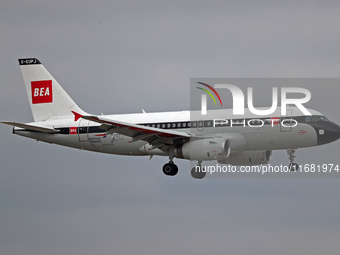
[2,58,340,179]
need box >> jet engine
[174,138,230,161]
[218,150,272,166]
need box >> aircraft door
[280,109,293,132]
[78,119,90,142]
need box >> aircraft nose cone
[334,124,340,139]
[316,122,340,145]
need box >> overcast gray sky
[1,1,340,254]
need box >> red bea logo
[70,127,77,134]
[31,80,53,104]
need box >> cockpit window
[312,116,321,122]
[306,115,329,122]
[310,115,328,122]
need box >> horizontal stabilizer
[1,121,59,133]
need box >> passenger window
[305,116,311,122]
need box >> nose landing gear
[287,148,299,171]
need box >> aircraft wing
[73,112,190,146]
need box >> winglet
[72,111,83,121]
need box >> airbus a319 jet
[2,58,340,179]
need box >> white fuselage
[14,107,320,157]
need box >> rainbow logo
[196,82,222,106]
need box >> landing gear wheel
[289,163,299,171]
[163,163,178,176]
[287,149,299,172]
[191,166,206,179]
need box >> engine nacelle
[218,150,272,166]
[174,138,230,161]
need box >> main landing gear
[191,161,206,179]
[162,161,178,176]
[287,148,299,171]
[162,150,178,176]
[162,155,206,179]
[162,149,205,179]
[162,161,207,179]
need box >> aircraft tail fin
[18,58,87,122]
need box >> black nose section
[310,121,340,145]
